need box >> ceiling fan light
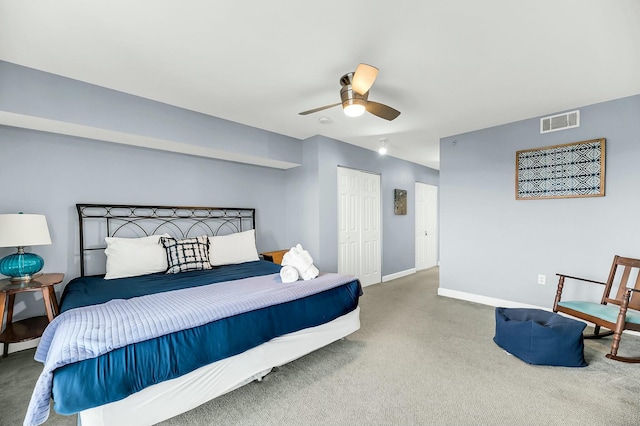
[343,103,366,117]
[340,83,367,118]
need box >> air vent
[540,110,580,134]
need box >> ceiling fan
[299,63,401,121]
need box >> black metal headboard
[76,204,256,276]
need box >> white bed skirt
[78,307,360,426]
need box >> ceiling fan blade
[298,102,341,115]
[351,64,379,95]
[366,101,401,121]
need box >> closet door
[337,168,360,278]
[359,172,381,285]
[337,167,381,286]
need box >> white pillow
[104,234,170,279]
[209,229,260,266]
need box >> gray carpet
[2,268,640,425]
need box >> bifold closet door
[337,167,381,286]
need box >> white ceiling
[1,1,639,170]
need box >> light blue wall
[286,135,439,275]
[0,126,289,319]
[439,94,640,308]
[0,63,439,324]
[0,61,302,165]
[284,136,321,257]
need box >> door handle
[424,231,428,236]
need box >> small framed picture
[394,189,407,215]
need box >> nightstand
[0,273,64,357]
[261,249,289,265]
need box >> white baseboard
[382,268,416,283]
[437,288,546,310]
[437,287,640,336]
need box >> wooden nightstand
[261,249,289,265]
[0,273,64,357]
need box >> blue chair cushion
[493,307,587,367]
[557,301,640,325]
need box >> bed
[25,204,362,426]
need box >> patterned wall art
[516,138,605,200]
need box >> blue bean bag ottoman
[493,307,587,367]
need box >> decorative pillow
[209,229,260,266]
[161,236,212,274]
[104,234,170,280]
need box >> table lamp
[0,213,52,282]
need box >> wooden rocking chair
[553,255,640,363]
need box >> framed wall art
[394,189,407,215]
[516,138,605,200]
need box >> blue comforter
[59,260,283,312]
[26,261,361,425]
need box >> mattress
[78,307,361,426]
[45,261,362,418]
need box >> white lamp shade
[0,214,52,247]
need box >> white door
[415,182,438,270]
[338,169,360,278]
[338,167,381,286]
[359,172,381,285]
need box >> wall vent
[540,110,580,134]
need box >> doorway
[415,182,438,270]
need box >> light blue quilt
[24,272,354,426]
